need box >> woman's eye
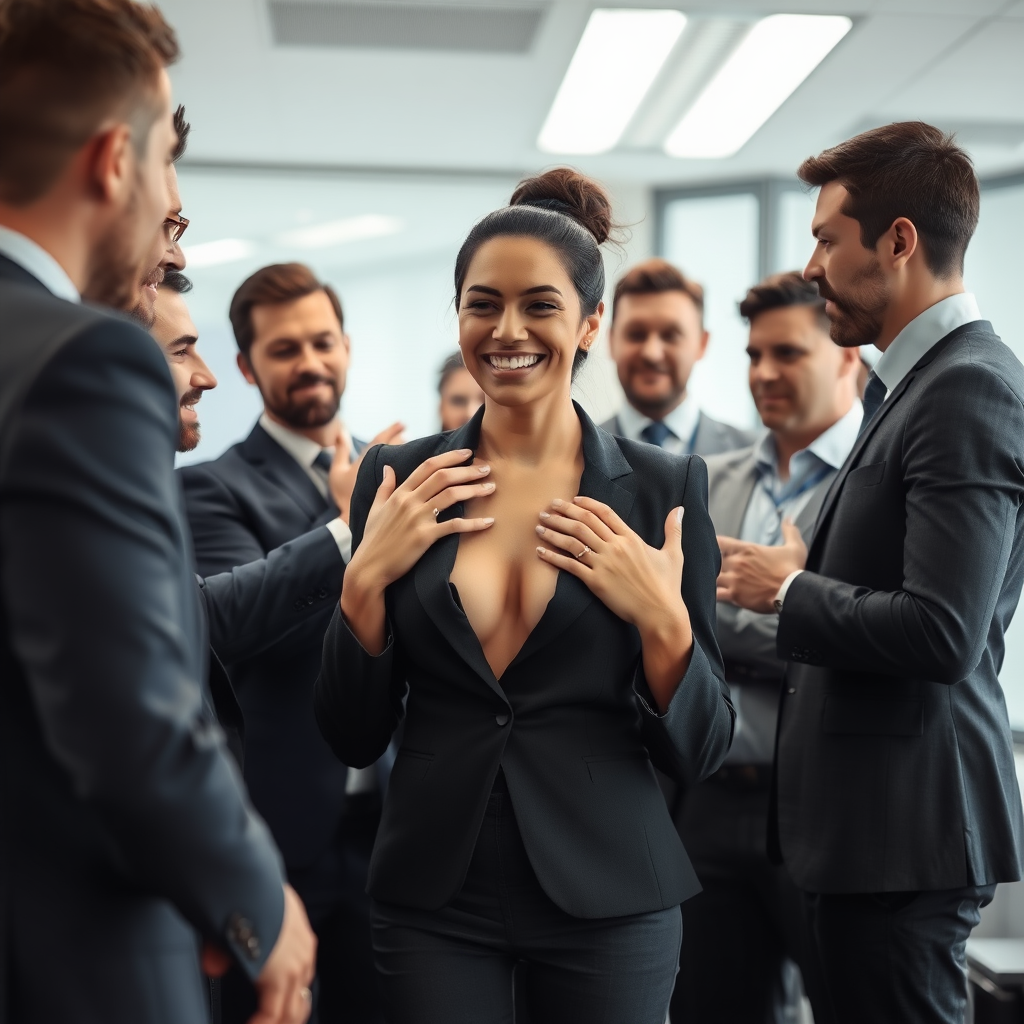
[530,301,558,312]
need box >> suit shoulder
[613,434,699,494]
[178,437,255,483]
[700,412,757,452]
[372,433,452,481]
[932,330,1024,408]
[703,444,756,478]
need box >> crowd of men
[3,2,1024,1024]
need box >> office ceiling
[163,0,1024,185]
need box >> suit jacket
[705,444,832,681]
[197,526,347,766]
[774,321,1024,893]
[0,256,284,1023]
[314,404,735,919]
[179,424,352,868]
[600,408,755,458]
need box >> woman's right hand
[341,449,495,650]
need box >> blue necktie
[640,421,673,448]
[858,373,887,437]
[313,449,333,473]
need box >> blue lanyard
[756,462,832,512]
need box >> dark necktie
[312,449,333,474]
[640,421,673,448]
[858,372,887,437]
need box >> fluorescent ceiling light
[538,8,687,155]
[664,14,852,159]
[183,238,258,267]
[277,214,404,249]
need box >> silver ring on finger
[300,987,312,1002]
[432,507,440,518]
[575,544,592,561]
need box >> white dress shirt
[775,292,983,610]
[0,226,80,302]
[615,394,702,456]
[259,413,354,563]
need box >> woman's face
[458,235,601,409]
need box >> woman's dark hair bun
[510,168,613,246]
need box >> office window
[966,178,1024,729]
[659,191,761,430]
[772,187,818,276]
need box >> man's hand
[328,422,405,522]
[250,884,317,1024]
[717,520,807,614]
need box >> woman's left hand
[535,497,687,631]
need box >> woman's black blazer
[315,403,734,919]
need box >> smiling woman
[314,168,734,1024]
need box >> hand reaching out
[329,422,405,523]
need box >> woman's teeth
[487,354,541,370]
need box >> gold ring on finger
[300,987,312,1002]
[575,544,591,561]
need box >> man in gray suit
[600,258,754,455]
[671,272,861,1024]
[718,122,1024,1024]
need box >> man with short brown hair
[719,122,1024,1024]
[0,2,317,1022]
[600,258,754,455]
[180,263,402,1024]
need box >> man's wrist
[773,570,804,614]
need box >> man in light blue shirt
[671,272,862,1024]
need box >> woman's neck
[476,393,582,467]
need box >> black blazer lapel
[240,423,329,521]
[410,411,507,698]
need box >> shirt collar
[873,292,981,394]
[0,226,80,303]
[755,400,864,481]
[259,412,334,469]
[616,392,701,445]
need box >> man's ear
[881,217,920,271]
[237,352,257,385]
[83,123,133,204]
[697,329,710,359]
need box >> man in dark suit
[180,263,402,1024]
[600,258,755,456]
[673,273,862,1023]
[0,3,315,1020]
[151,271,347,774]
[718,122,1024,1024]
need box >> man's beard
[267,373,342,429]
[818,260,890,349]
[82,181,148,313]
[127,266,164,329]
[623,365,683,419]
[178,388,203,452]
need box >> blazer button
[495,713,509,727]
[788,687,796,694]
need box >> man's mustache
[180,388,204,409]
[289,374,337,394]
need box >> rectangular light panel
[183,238,258,268]
[664,14,852,159]
[538,8,687,156]
[276,215,404,249]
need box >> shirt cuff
[773,570,804,614]
[325,517,353,563]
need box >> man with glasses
[131,103,190,328]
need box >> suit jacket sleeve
[200,526,344,663]
[0,323,285,977]
[180,462,268,575]
[315,444,408,768]
[778,361,1024,682]
[634,456,735,785]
